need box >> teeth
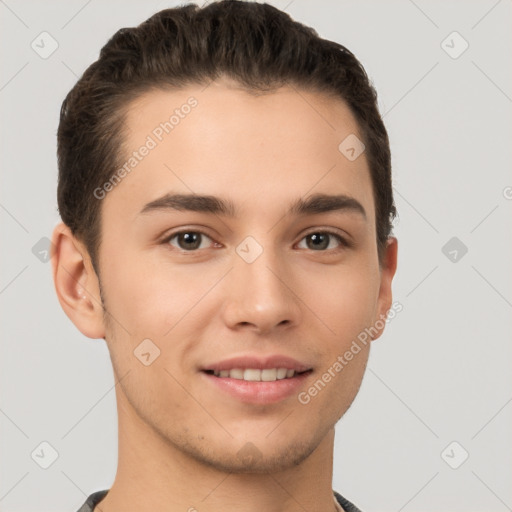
[229,368,244,379]
[212,368,298,381]
[277,368,288,379]
[244,369,262,381]
[261,369,277,381]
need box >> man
[51,1,398,511]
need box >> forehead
[103,79,375,226]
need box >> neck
[96,389,341,512]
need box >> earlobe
[51,222,106,340]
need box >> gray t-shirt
[75,489,363,512]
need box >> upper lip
[202,354,313,373]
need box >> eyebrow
[139,192,367,220]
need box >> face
[55,77,397,474]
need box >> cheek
[303,263,380,345]
[100,251,219,384]
[307,265,377,411]
[100,248,208,334]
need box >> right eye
[162,230,218,252]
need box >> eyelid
[161,228,216,250]
[298,228,351,250]
[301,227,351,243]
[161,227,351,253]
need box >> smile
[204,368,310,381]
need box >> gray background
[1,0,511,511]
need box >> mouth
[200,353,314,404]
[202,368,313,381]
[200,368,314,404]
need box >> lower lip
[201,370,312,404]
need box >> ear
[50,222,106,339]
[371,236,398,341]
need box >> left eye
[296,231,348,251]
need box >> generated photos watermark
[298,300,403,405]
[93,96,198,200]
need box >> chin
[179,432,322,474]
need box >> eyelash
[161,228,351,254]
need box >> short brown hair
[57,0,396,275]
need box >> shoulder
[334,489,364,512]
[74,490,109,512]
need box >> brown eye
[297,231,348,251]
[164,230,214,251]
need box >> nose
[221,243,302,335]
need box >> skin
[52,77,397,512]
